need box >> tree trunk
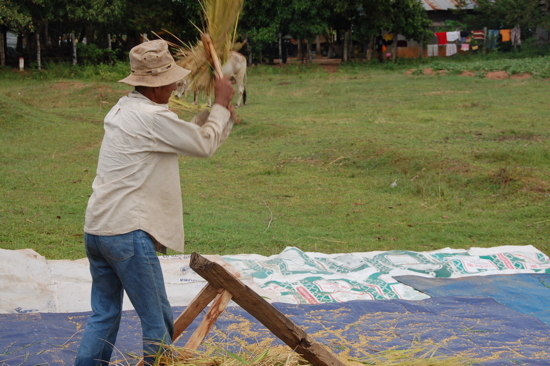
[78,25,86,43]
[107,34,112,64]
[85,22,94,45]
[0,31,5,66]
[44,20,49,49]
[368,35,375,61]
[324,32,337,58]
[419,34,424,59]
[278,33,282,65]
[392,34,397,62]
[22,31,31,61]
[316,35,321,57]
[343,30,349,62]
[297,39,303,63]
[348,29,355,60]
[36,32,41,70]
[71,33,77,65]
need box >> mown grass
[0,59,548,260]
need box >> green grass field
[0,60,548,260]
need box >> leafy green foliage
[461,0,550,29]
[0,0,32,28]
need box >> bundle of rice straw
[171,0,244,97]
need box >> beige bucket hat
[119,40,190,87]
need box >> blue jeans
[74,230,174,366]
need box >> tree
[461,0,550,30]
[239,0,290,63]
[0,0,31,66]
[357,0,431,62]
[286,0,331,62]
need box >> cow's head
[175,78,189,98]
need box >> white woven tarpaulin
[1,245,549,313]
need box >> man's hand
[214,74,235,110]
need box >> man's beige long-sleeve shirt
[84,91,231,253]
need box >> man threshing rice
[74,39,235,366]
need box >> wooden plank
[173,283,220,342]
[136,283,220,366]
[184,289,233,350]
[190,252,345,366]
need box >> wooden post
[190,252,345,366]
[172,283,219,341]
[483,27,487,56]
[136,284,222,366]
[419,34,424,59]
[184,289,233,350]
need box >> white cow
[176,51,247,107]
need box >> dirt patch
[423,68,434,75]
[424,91,471,96]
[53,81,87,89]
[461,71,476,77]
[486,71,508,80]
[319,63,339,73]
[510,73,532,80]
[405,69,414,75]
[523,177,550,194]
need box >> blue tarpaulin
[395,274,550,327]
[1,295,550,365]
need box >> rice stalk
[171,0,244,96]
[114,342,474,366]
[169,96,208,113]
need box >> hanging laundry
[472,45,479,51]
[461,44,470,51]
[472,30,485,40]
[446,31,460,42]
[460,31,471,38]
[383,34,394,41]
[511,26,521,47]
[428,44,438,57]
[446,44,457,56]
[435,32,447,45]
[487,30,500,49]
[500,29,511,42]
[397,40,408,48]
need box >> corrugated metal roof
[422,0,476,10]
